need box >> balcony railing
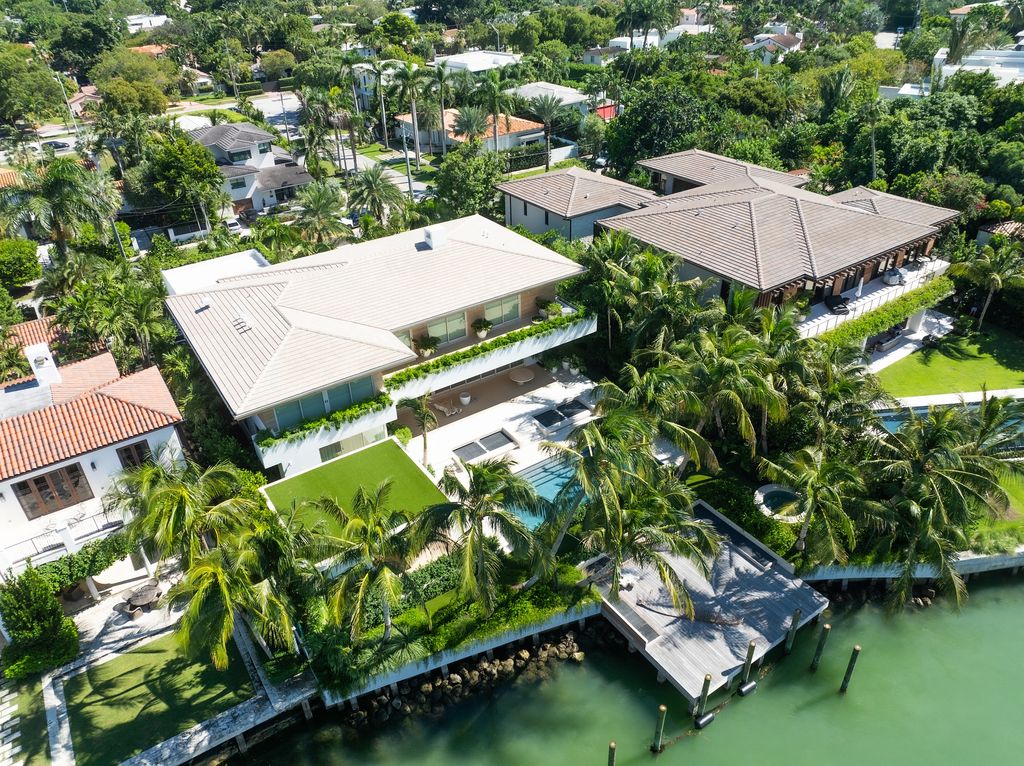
[2,508,126,571]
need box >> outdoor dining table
[127,582,161,610]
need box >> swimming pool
[513,457,577,529]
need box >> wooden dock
[591,503,828,704]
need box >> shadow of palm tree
[919,333,976,364]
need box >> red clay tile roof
[0,357,182,481]
[0,170,18,189]
[6,317,61,349]
[396,109,544,141]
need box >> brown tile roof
[979,220,1024,238]
[598,175,939,291]
[497,167,656,218]
[638,149,809,189]
[0,356,182,481]
[128,44,170,57]
[828,186,960,227]
[0,170,19,189]
[396,109,544,140]
[768,34,801,49]
[6,317,61,349]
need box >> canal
[248,573,1024,765]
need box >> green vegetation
[10,676,50,766]
[0,566,79,680]
[820,276,954,347]
[263,440,445,531]
[192,108,249,123]
[255,392,392,448]
[36,533,134,592]
[876,325,1024,396]
[63,633,253,766]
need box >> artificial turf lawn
[62,633,252,766]
[876,325,1024,397]
[263,439,446,534]
[11,676,50,766]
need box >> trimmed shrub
[255,392,393,448]
[37,533,134,592]
[0,239,42,289]
[0,566,79,679]
[819,276,954,347]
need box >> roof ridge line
[747,199,764,289]
[792,198,816,277]
[92,387,180,422]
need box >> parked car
[225,219,243,233]
[42,140,70,150]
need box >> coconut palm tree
[529,94,570,172]
[949,240,1024,330]
[392,62,427,170]
[415,457,542,614]
[115,460,256,568]
[368,59,394,149]
[475,70,515,152]
[250,217,310,261]
[0,157,121,255]
[759,446,865,564]
[300,123,330,180]
[431,61,455,156]
[292,181,351,248]
[452,105,490,142]
[399,394,437,467]
[349,164,405,225]
[819,65,855,119]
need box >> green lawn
[263,439,446,533]
[192,108,248,123]
[10,676,49,766]
[62,633,253,766]
[876,325,1024,397]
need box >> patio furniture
[431,401,461,417]
[824,295,850,315]
[127,581,161,611]
[509,367,535,385]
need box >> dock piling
[810,623,831,672]
[784,608,802,655]
[651,704,667,753]
[696,674,712,717]
[738,640,758,696]
[839,645,861,693]
[607,741,617,766]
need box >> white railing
[2,508,125,571]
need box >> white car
[225,219,243,233]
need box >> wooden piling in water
[651,704,667,753]
[784,608,802,655]
[607,741,617,766]
[696,674,712,717]
[840,645,861,693]
[810,623,831,672]
[742,641,756,684]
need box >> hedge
[277,76,295,90]
[385,312,592,390]
[819,275,954,347]
[37,532,134,592]
[236,81,264,96]
[255,392,392,448]
[0,238,42,289]
[0,566,80,679]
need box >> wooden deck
[591,504,828,705]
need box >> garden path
[0,677,23,766]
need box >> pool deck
[589,503,828,706]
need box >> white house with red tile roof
[0,348,183,579]
[395,109,545,152]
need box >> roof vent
[232,314,253,334]
[25,343,61,386]
[195,293,214,313]
[424,225,447,250]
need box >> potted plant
[416,335,440,357]
[561,355,571,370]
[546,301,563,318]
[472,317,493,338]
[793,290,812,321]
[531,314,545,324]
[567,354,582,375]
[535,296,552,318]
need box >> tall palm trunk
[382,598,392,641]
[348,122,359,173]
[379,89,389,150]
[439,93,448,156]
[491,111,499,152]
[544,125,551,172]
[422,429,429,466]
[410,98,422,170]
[869,125,877,181]
[978,286,995,330]
[760,407,769,454]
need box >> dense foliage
[0,566,80,680]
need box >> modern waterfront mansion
[164,215,595,477]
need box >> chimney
[25,343,61,386]
[424,225,447,250]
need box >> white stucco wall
[504,196,633,240]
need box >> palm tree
[292,181,351,248]
[1007,0,1024,31]
[250,217,310,261]
[859,96,883,181]
[476,70,515,152]
[300,123,330,180]
[819,65,855,119]
[368,59,394,149]
[392,62,427,170]
[400,394,437,466]
[529,94,570,172]
[946,16,975,66]
[320,481,415,641]
[349,164,405,225]
[114,460,256,568]
[614,0,638,49]
[0,329,29,381]
[327,86,361,174]
[452,105,490,142]
[949,241,1024,330]
[759,446,865,564]
[414,457,541,614]
[432,61,455,156]
[0,157,121,255]
[124,288,164,366]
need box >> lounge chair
[825,295,850,315]
[430,401,462,417]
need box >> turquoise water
[512,457,576,530]
[249,575,1024,765]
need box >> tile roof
[255,163,314,191]
[0,169,19,189]
[396,109,544,140]
[497,167,656,218]
[189,123,275,152]
[128,44,170,57]
[585,46,625,56]
[165,215,584,417]
[0,355,182,481]
[828,186,960,227]
[6,317,61,349]
[638,149,809,189]
[599,175,940,291]
[505,81,588,106]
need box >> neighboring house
[678,5,734,24]
[744,33,803,65]
[5,317,66,357]
[933,47,1024,87]
[879,82,930,99]
[583,46,625,66]
[599,157,959,336]
[188,122,313,214]
[948,0,1006,18]
[128,44,170,58]
[638,148,809,194]
[394,109,545,152]
[68,84,102,116]
[0,347,182,581]
[353,59,406,113]
[184,66,216,91]
[498,167,655,240]
[432,50,522,73]
[505,81,592,116]
[977,219,1024,245]
[164,216,595,477]
[125,13,170,33]
[608,33,660,49]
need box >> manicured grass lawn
[62,633,253,766]
[876,325,1024,397]
[11,676,49,766]
[263,439,446,533]
[192,108,248,123]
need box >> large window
[319,442,342,462]
[327,376,374,410]
[116,441,150,470]
[484,295,520,326]
[12,464,94,520]
[257,142,271,154]
[228,149,252,163]
[230,178,247,189]
[427,312,467,344]
[395,329,413,348]
[274,377,376,431]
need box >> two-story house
[164,215,595,477]
[189,123,314,215]
[0,342,182,587]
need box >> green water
[250,575,1024,765]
